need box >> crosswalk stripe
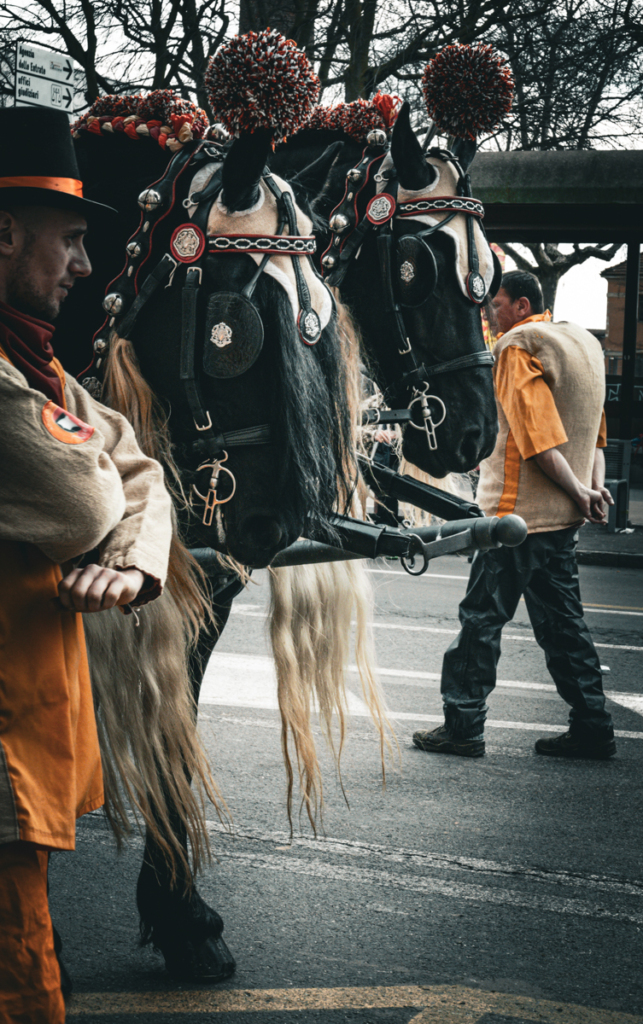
[201,653,643,739]
[366,569,643,615]
[355,667,643,718]
[232,605,643,651]
[75,823,643,931]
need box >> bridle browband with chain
[81,138,330,527]
[320,133,496,451]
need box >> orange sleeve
[495,345,568,461]
[596,409,607,448]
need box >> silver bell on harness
[103,292,124,315]
[138,188,163,212]
[366,128,388,148]
[329,212,350,233]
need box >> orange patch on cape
[42,401,95,445]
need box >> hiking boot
[535,730,616,760]
[413,725,485,758]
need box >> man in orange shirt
[0,107,173,1023]
[413,271,616,760]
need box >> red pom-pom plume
[422,43,513,139]
[300,93,401,141]
[206,29,320,142]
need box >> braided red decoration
[422,43,513,139]
[137,89,209,135]
[300,92,400,141]
[205,29,319,141]
[71,91,209,149]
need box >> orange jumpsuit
[0,346,172,1023]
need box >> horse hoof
[159,933,236,983]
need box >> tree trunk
[239,0,298,37]
[538,268,566,313]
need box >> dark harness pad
[203,292,264,379]
[395,234,438,308]
[489,249,503,299]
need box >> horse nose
[460,428,485,469]
[244,514,283,550]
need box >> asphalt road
[51,554,643,1024]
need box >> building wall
[604,276,643,377]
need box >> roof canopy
[471,150,643,243]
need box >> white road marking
[75,819,643,927]
[366,569,643,615]
[212,849,643,926]
[205,821,643,898]
[200,652,370,716]
[354,666,643,717]
[201,653,643,739]
[231,607,643,651]
[367,568,470,581]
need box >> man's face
[0,206,91,321]
[492,287,532,336]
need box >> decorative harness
[81,138,330,527]
[320,132,496,451]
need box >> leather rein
[321,140,495,452]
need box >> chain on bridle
[320,132,497,451]
[81,138,331,528]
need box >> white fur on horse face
[376,150,495,301]
[204,172,333,331]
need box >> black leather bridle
[320,139,496,452]
[81,139,329,528]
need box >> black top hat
[0,107,116,218]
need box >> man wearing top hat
[0,107,173,1022]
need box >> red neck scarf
[0,300,64,406]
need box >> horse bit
[321,130,497,452]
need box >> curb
[576,550,643,569]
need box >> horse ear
[450,136,477,172]
[221,129,273,212]
[391,102,439,191]
[290,142,344,201]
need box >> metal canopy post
[619,244,641,441]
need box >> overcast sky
[505,245,629,330]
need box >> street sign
[14,41,75,111]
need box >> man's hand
[535,447,614,524]
[58,564,145,613]
[574,484,614,524]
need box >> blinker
[396,235,438,308]
[203,292,264,379]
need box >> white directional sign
[15,41,75,112]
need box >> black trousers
[440,526,614,741]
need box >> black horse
[274,101,500,479]
[55,101,498,984]
[55,124,359,982]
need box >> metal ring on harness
[407,383,447,451]
[192,452,237,527]
[400,533,429,576]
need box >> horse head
[65,124,357,569]
[307,101,500,478]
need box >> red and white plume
[206,29,320,142]
[422,43,514,140]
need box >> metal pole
[619,242,641,441]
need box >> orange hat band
[0,176,83,197]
